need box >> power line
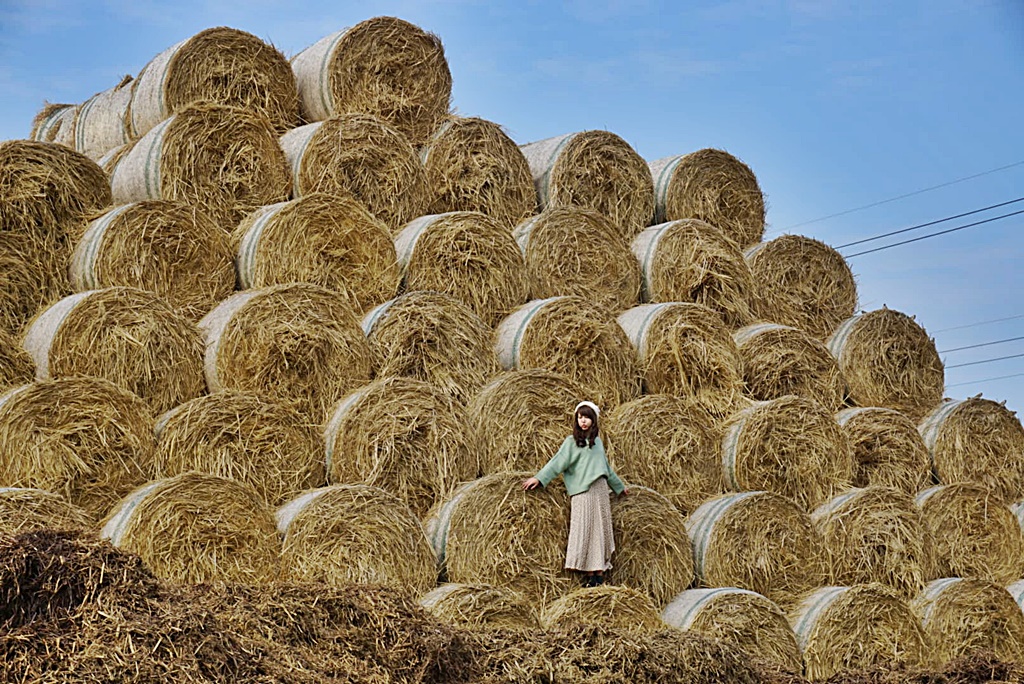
[946,352,1024,369]
[947,371,1024,389]
[835,197,1024,249]
[939,335,1024,354]
[842,209,1024,258]
[782,159,1024,230]
[933,313,1024,333]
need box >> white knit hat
[575,400,600,416]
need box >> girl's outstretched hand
[621,487,630,496]
[522,477,541,491]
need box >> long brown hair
[573,404,599,448]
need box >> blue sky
[2,0,1023,416]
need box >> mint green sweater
[535,436,626,496]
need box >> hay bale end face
[541,585,664,632]
[234,193,400,315]
[835,406,933,494]
[0,330,33,393]
[521,130,655,239]
[661,587,802,674]
[277,484,436,594]
[22,287,205,415]
[100,472,280,585]
[0,232,65,337]
[650,149,766,248]
[0,488,94,535]
[154,391,324,508]
[418,583,540,631]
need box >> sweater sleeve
[535,437,574,487]
[605,466,626,495]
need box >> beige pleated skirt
[564,476,615,572]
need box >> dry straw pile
[419,583,541,630]
[618,302,744,416]
[22,287,205,414]
[101,472,280,584]
[686,490,823,609]
[154,391,324,508]
[789,584,929,681]
[110,103,291,230]
[811,486,931,597]
[30,102,76,143]
[394,211,528,325]
[661,587,802,674]
[127,26,298,138]
[722,395,854,511]
[733,322,846,411]
[919,397,1024,505]
[541,585,664,632]
[649,148,766,248]
[0,487,94,535]
[610,486,695,607]
[913,577,1024,666]
[291,16,452,146]
[0,330,33,391]
[915,483,1024,584]
[496,295,642,410]
[746,234,858,339]
[280,114,428,230]
[276,484,436,594]
[0,377,156,518]
[363,290,498,406]
[828,307,945,421]
[465,369,584,474]
[426,472,572,602]
[633,218,758,327]
[835,406,933,494]
[199,283,373,422]
[324,377,476,517]
[421,116,536,227]
[234,193,400,315]
[520,130,655,238]
[71,200,235,320]
[604,394,723,514]
[68,75,134,161]
[514,207,641,312]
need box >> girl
[522,401,628,587]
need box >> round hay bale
[154,391,324,508]
[71,75,134,161]
[234,193,400,315]
[661,587,802,674]
[0,377,156,518]
[22,287,204,414]
[290,16,452,146]
[30,103,76,143]
[520,131,654,239]
[126,26,298,138]
[913,577,1024,666]
[199,283,373,422]
[0,232,62,335]
[811,486,931,597]
[1006,578,1024,610]
[722,395,854,511]
[100,472,280,584]
[421,116,536,228]
[617,302,743,416]
[324,377,476,517]
[465,369,585,475]
[686,490,823,609]
[745,234,858,340]
[0,140,111,248]
[362,290,498,405]
[514,207,641,312]
[395,211,528,325]
[835,406,933,494]
[425,472,572,602]
[110,103,291,231]
[0,488,94,535]
[733,323,846,411]
[915,483,1024,584]
[632,219,758,328]
[789,584,929,681]
[603,394,723,515]
[650,149,765,248]
[97,143,130,175]
[920,397,1024,505]
[0,330,33,392]
[280,114,428,231]
[541,585,664,632]
[495,296,641,410]
[611,486,695,607]
[418,583,540,630]
[827,308,944,422]
[276,484,435,594]
[70,200,235,320]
